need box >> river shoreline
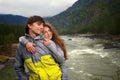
[66,34,120,49]
[0,43,17,70]
[66,34,120,40]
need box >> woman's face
[43,26,52,40]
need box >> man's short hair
[25,15,45,34]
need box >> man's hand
[26,42,36,53]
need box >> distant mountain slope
[0,14,27,25]
[46,0,120,34]
[0,0,120,35]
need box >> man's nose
[40,27,43,30]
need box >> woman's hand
[26,42,36,53]
[43,38,51,46]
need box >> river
[0,35,120,80]
[62,36,120,80]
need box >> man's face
[28,22,44,35]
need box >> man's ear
[27,24,32,29]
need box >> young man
[14,15,62,80]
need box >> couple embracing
[14,15,68,80]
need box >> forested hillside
[46,0,120,35]
[0,14,27,44]
[0,24,25,44]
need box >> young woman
[19,22,68,80]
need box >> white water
[61,36,120,80]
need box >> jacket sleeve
[14,45,28,80]
[19,36,29,46]
[60,63,68,80]
[46,40,65,64]
[46,41,68,80]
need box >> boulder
[0,55,9,63]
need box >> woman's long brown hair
[44,22,68,60]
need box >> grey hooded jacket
[14,34,68,80]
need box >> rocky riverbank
[0,43,18,70]
[0,55,15,69]
[67,34,120,49]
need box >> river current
[62,36,120,80]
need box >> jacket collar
[25,33,43,40]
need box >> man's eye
[36,22,42,25]
[44,31,47,34]
[37,23,41,25]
